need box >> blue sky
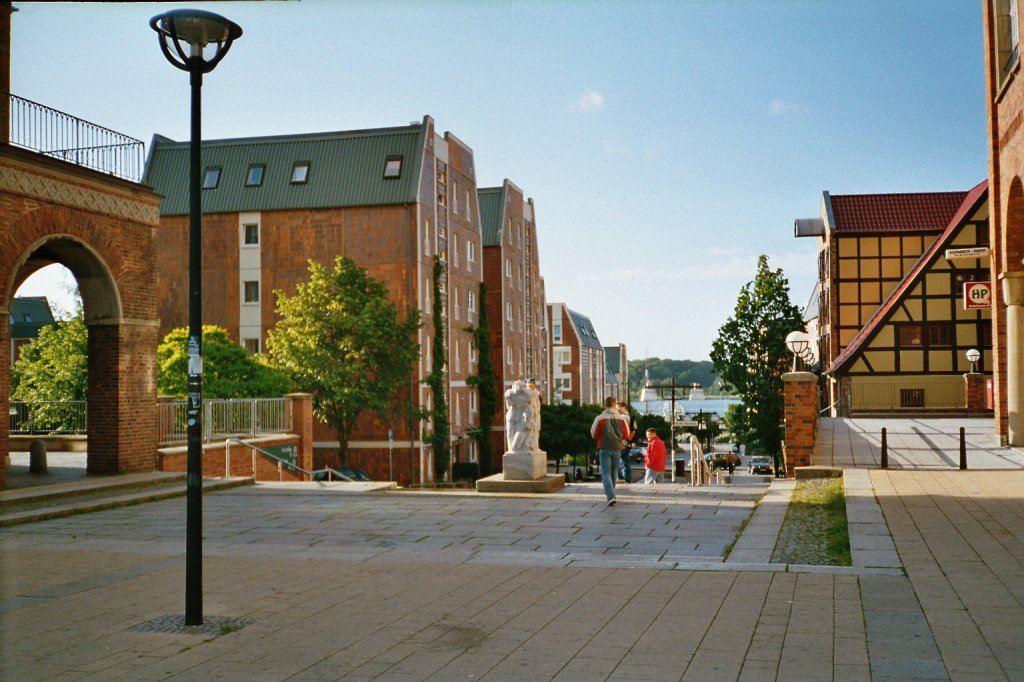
[11,0,987,363]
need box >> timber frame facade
[824,183,992,413]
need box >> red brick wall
[1,149,161,481]
[783,372,818,477]
[158,435,305,482]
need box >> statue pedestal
[476,472,565,494]
[502,449,547,480]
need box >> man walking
[591,396,629,506]
[617,401,636,484]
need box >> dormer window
[202,167,221,189]
[291,161,310,184]
[245,164,265,187]
[383,156,402,179]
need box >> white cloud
[768,99,807,116]
[572,89,605,112]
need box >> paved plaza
[1,418,1023,680]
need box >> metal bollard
[960,426,967,470]
[880,427,888,469]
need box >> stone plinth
[502,450,547,481]
[476,473,565,494]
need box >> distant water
[631,398,741,418]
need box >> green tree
[11,313,87,432]
[627,358,721,397]
[157,325,290,399]
[723,402,752,450]
[425,257,451,479]
[466,282,497,477]
[539,402,602,461]
[266,256,421,466]
[710,255,803,471]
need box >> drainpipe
[1002,272,1024,445]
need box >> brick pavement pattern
[2,417,1023,680]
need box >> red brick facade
[0,147,161,482]
[983,1,1024,443]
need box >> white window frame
[243,280,260,304]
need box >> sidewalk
[1,420,1022,680]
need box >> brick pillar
[0,303,8,486]
[87,321,158,474]
[965,373,989,412]
[783,371,818,478]
[287,393,314,478]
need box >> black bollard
[880,427,888,469]
[960,427,967,470]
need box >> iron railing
[9,400,87,434]
[225,437,361,483]
[158,398,293,445]
[5,92,145,182]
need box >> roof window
[202,167,221,189]
[383,156,402,179]
[245,164,265,187]
[291,161,310,184]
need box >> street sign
[946,247,989,259]
[964,281,992,309]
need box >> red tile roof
[829,191,969,233]
[827,180,988,375]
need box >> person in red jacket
[643,428,667,484]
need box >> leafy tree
[723,402,752,449]
[157,325,290,399]
[425,257,451,479]
[710,255,803,471]
[266,256,421,466]
[539,402,602,460]
[465,282,497,477]
[11,313,87,431]
[635,412,670,446]
[627,358,722,397]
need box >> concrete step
[0,475,252,527]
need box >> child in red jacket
[643,428,667,484]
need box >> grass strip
[771,476,852,566]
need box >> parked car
[748,456,773,475]
[628,446,646,463]
[313,467,371,482]
[704,452,729,471]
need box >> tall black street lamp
[150,9,241,627]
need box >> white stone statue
[502,378,546,480]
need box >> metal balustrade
[158,398,293,445]
[9,401,87,434]
[5,92,145,182]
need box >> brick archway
[1,147,161,484]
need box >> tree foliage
[627,358,722,397]
[425,257,451,478]
[11,313,87,431]
[266,256,421,465]
[157,325,290,399]
[710,255,803,467]
[465,282,497,477]
[539,402,602,459]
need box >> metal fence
[5,92,145,182]
[9,401,87,434]
[158,398,293,445]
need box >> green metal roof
[144,122,428,216]
[9,297,55,339]
[478,186,505,247]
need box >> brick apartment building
[983,0,1024,444]
[604,344,629,403]
[478,180,550,466]
[144,116,483,484]
[547,303,606,405]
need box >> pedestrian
[616,401,636,484]
[726,452,739,475]
[643,428,667,484]
[591,396,629,506]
